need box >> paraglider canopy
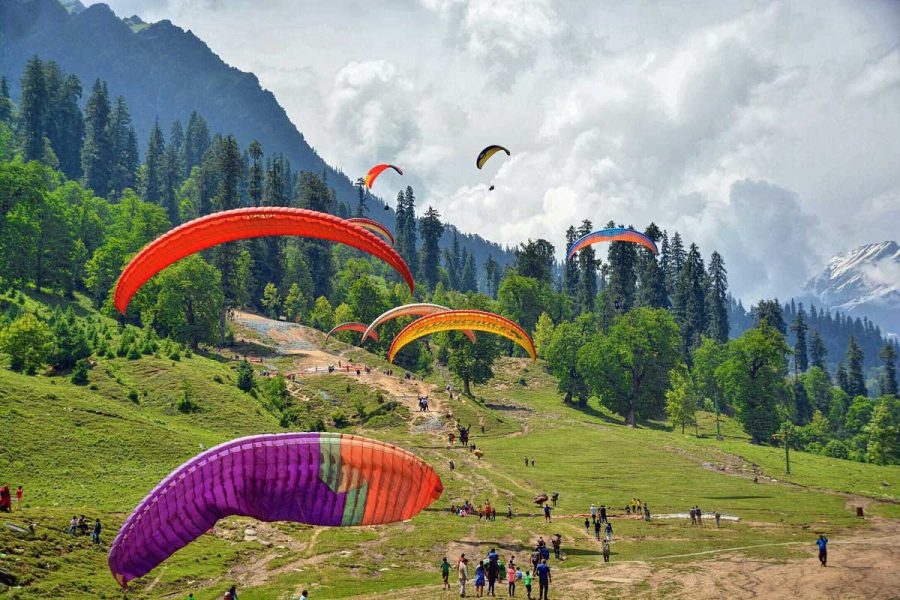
[325,322,377,344]
[476,145,510,170]
[566,227,658,261]
[365,164,403,189]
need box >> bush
[331,410,349,428]
[212,375,224,384]
[824,439,850,460]
[177,396,200,413]
[168,350,181,361]
[236,360,255,392]
[127,389,139,404]
[375,391,385,404]
[70,359,89,385]
[518,377,527,386]
[126,345,141,360]
[308,417,326,432]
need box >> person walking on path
[590,503,597,522]
[551,534,562,560]
[715,511,721,528]
[600,505,607,524]
[523,571,533,600]
[458,556,470,597]
[696,506,703,526]
[584,518,590,534]
[441,557,452,590]
[594,519,602,540]
[507,563,517,597]
[605,521,613,542]
[474,561,485,597]
[816,534,829,567]
[543,504,552,523]
[602,539,611,563]
[507,503,513,519]
[536,560,551,600]
[690,507,697,525]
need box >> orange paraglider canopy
[364,164,403,189]
[113,208,414,313]
[325,322,378,344]
[388,310,536,363]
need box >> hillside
[1,293,898,599]
[0,0,517,278]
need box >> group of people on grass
[418,395,431,411]
[444,539,556,599]
[67,515,102,544]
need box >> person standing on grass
[551,534,561,560]
[816,534,829,566]
[458,555,470,597]
[68,516,78,535]
[584,517,590,534]
[602,539,611,563]
[715,511,721,528]
[605,521,613,542]
[228,584,239,600]
[507,562,517,597]
[507,503,513,519]
[486,552,499,596]
[594,518,602,540]
[15,486,23,510]
[92,519,101,544]
[441,557,452,590]
[543,504,552,523]
[696,506,703,526]
[600,504,607,524]
[590,503,597,523]
[536,559,551,600]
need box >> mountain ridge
[0,0,516,279]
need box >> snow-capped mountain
[802,241,900,335]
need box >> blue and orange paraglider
[566,227,658,260]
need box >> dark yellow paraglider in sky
[476,145,510,170]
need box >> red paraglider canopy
[114,208,414,313]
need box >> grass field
[1,301,898,599]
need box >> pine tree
[296,172,333,298]
[485,255,501,298]
[142,119,166,206]
[168,120,185,177]
[43,64,84,179]
[265,155,288,206]
[836,362,850,394]
[846,336,867,397]
[674,243,707,352]
[355,179,368,217]
[809,329,827,371]
[575,220,598,313]
[213,135,243,333]
[418,206,444,290]
[108,96,138,198]
[444,231,462,289]
[703,251,729,342]
[753,299,786,334]
[183,111,210,177]
[563,225,580,302]
[606,221,638,311]
[81,79,113,197]
[665,231,686,298]
[19,57,48,162]
[461,251,477,293]
[880,343,898,397]
[397,186,419,276]
[635,223,667,309]
[790,304,809,373]
[247,140,264,207]
[0,75,13,123]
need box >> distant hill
[801,241,900,336]
[0,0,516,280]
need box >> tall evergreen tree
[606,221,639,311]
[444,232,462,289]
[880,343,898,397]
[296,172,333,297]
[809,329,827,371]
[753,299,786,334]
[674,243,707,352]
[43,64,84,179]
[212,135,243,339]
[636,223,667,309]
[575,220,598,313]
[846,336,867,397]
[790,304,809,373]
[665,231,686,298]
[461,250,477,293]
[485,255,501,298]
[836,362,850,394]
[396,186,418,276]
[18,57,48,163]
[183,111,210,177]
[142,119,166,206]
[247,140,264,207]
[418,206,444,290]
[264,154,288,206]
[355,179,369,217]
[515,239,554,283]
[107,96,138,198]
[563,225,580,302]
[705,251,729,342]
[0,76,13,123]
[81,79,112,197]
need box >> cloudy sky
[86,0,899,301]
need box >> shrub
[331,410,349,428]
[126,345,141,360]
[127,389,139,404]
[70,359,89,385]
[177,396,200,413]
[236,360,255,392]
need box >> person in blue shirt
[605,521,613,542]
[543,504,552,523]
[535,560,551,600]
[816,534,828,566]
[474,560,486,596]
